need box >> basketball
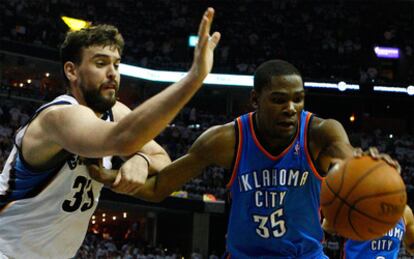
[321,155,407,241]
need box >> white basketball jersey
[0,95,112,259]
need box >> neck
[69,87,102,118]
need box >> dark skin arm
[313,116,402,233]
[135,123,236,202]
[310,117,354,231]
[309,117,354,176]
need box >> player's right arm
[131,122,235,202]
[403,205,414,255]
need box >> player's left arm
[403,205,414,255]
[310,117,354,176]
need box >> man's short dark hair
[60,24,124,82]
[254,59,302,93]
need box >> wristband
[136,152,150,167]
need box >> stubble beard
[80,81,117,114]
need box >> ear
[250,89,259,109]
[63,61,78,83]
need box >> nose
[107,64,117,80]
[283,101,296,116]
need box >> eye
[293,96,304,103]
[271,97,287,104]
[95,61,105,67]
[114,63,120,70]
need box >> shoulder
[192,122,236,150]
[111,101,131,122]
[189,122,236,168]
[309,116,349,146]
[310,116,345,135]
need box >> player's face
[77,45,121,113]
[253,74,304,140]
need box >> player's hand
[85,158,117,186]
[188,7,221,84]
[354,147,401,174]
[111,153,149,195]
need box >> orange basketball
[320,155,406,241]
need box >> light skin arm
[404,205,414,255]
[23,8,221,167]
[88,101,171,192]
[111,101,172,174]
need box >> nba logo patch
[294,142,300,155]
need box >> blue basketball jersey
[226,111,326,259]
[344,218,405,259]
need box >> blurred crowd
[1,0,413,84]
[76,233,186,259]
[0,96,413,206]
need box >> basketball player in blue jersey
[0,8,220,259]
[92,59,400,258]
[338,205,414,258]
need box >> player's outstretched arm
[134,123,235,202]
[87,123,234,198]
[35,8,221,159]
[404,205,414,255]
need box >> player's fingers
[197,9,210,38]
[209,32,221,50]
[353,147,363,157]
[204,7,215,35]
[367,147,380,159]
[111,171,123,188]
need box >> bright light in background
[61,16,90,31]
[118,64,414,94]
[102,218,106,222]
[27,79,31,84]
[19,83,24,87]
[349,114,356,122]
[92,215,95,220]
[373,86,408,94]
[374,46,399,59]
[389,134,393,139]
[123,212,127,218]
[92,220,96,224]
[407,85,414,96]
[337,81,347,91]
[102,213,106,217]
[45,72,50,77]
[188,35,198,47]
[112,216,117,221]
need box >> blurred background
[0,0,413,258]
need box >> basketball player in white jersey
[0,8,220,259]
